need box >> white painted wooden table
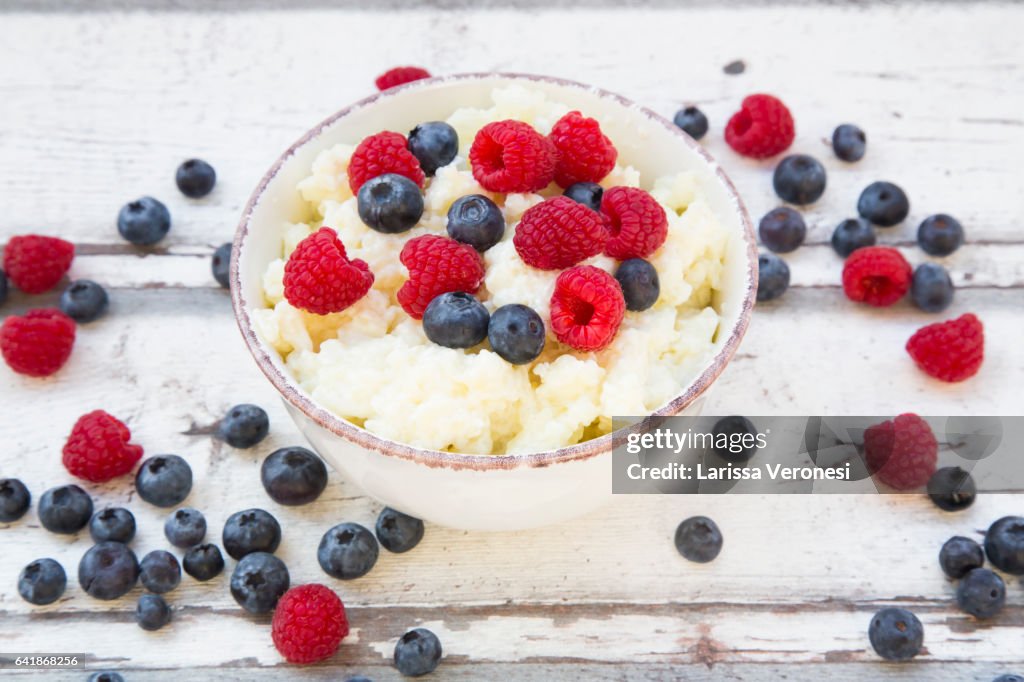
[2,3,1023,680]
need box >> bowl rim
[231,71,757,472]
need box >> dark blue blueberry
[957,568,1006,618]
[711,416,758,463]
[857,181,909,227]
[832,124,866,162]
[984,516,1024,575]
[345,677,374,682]
[212,242,232,289]
[218,404,269,449]
[135,455,193,508]
[0,269,8,306]
[407,122,458,176]
[89,507,136,544]
[423,292,490,349]
[18,558,66,605]
[376,507,425,554]
[562,182,604,212]
[758,207,806,253]
[673,106,709,140]
[182,543,225,581]
[223,508,281,560]
[394,628,443,677]
[139,550,181,594]
[88,672,125,682]
[176,159,217,199]
[615,258,660,312]
[117,196,171,245]
[869,607,923,661]
[756,253,789,302]
[773,155,827,205]
[136,593,172,631]
[318,522,379,580]
[447,194,505,252]
[78,541,139,600]
[357,173,424,234]
[261,446,328,506]
[927,467,975,512]
[911,263,954,313]
[59,280,109,323]
[917,214,964,256]
[830,218,876,258]
[0,478,31,522]
[38,484,93,534]
[230,551,290,614]
[939,536,984,579]
[994,675,1024,682]
[488,304,546,365]
[164,507,207,548]
[674,516,723,563]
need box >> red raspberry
[3,234,75,294]
[284,227,374,315]
[375,66,431,91]
[62,410,143,482]
[398,235,485,319]
[906,313,984,383]
[469,120,557,193]
[841,246,911,307]
[864,413,938,490]
[0,309,75,377]
[549,111,618,188]
[550,265,626,352]
[347,131,425,194]
[601,187,669,260]
[272,584,349,664]
[724,94,796,159]
[513,197,609,271]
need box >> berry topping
[422,292,490,349]
[394,628,443,677]
[0,308,76,377]
[136,594,172,631]
[18,558,66,606]
[830,218,876,258]
[272,584,349,664]
[957,568,1006,619]
[673,106,709,140]
[376,507,425,554]
[140,550,181,594]
[62,410,143,483]
[615,258,660,312]
[927,467,975,512]
[318,522,379,580]
[261,446,328,506]
[911,263,954,313]
[758,206,806,253]
[550,265,626,352]
[906,313,984,382]
[60,280,109,323]
[407,121,459,176]
[397,235,484,319]
[212,242,232,289]
[182,543,224,582]
[223,508,282,560]
[917,213,964,256]
[514,196,608,270]
[0,269,7,305]
[488,304,546,365]
[357,173,425,234]
[548,110,618,187]
[447,194,505,252]
[230,552,290,614]
[601,186,668,261]
[37,484,92,534]
[117,197,171,245]
[283,227,374,315]
[2,234,75,294]
[78,541,140,600]
[175,159,217,199]
[863,413,937,490]
[0,478,31,523]
[857,181,910,227]
[562,181,603,212]
[375,66,430,91]
[218,403,270,449]
[135,455,193,507]
[164,507,207,548]
[869,608,923,661]
[724,94,795,158]
[773,154,827,205]
[841,246,911,307]
[984,516,1024,575]
[469,119,557,193]
[89,507,137,544]
[756,253,790,302]
[939,536,984,579]
[347,131,425,194]
[674,515,724,563]
[832,124,866,162]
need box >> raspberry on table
[841,246,911,307]
[469,119,557,193]
[513,196,608,270]
[724,94,795,159]
[347,131,425,194]
[0,308,76,377]
[283,227,374,315]
[905,313,984,382]
[548,110,618,188]
[2,234,75,294]
[62,410,143,483]
[601,186,668,260]
[375,66,431,91]
[550,265,626,352]
[272,584,349,664]
[863,413,937,490]
[397,235,485,319]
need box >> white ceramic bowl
[232,73,756,531]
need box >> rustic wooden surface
[1,3,1023,680]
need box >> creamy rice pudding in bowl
[232,73,756,531]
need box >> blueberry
[830,218,876,258]
[139,550,181,594]
[117,196,171,245]
[910,263,954,313]
[673,106,709,140]
[868,607,923,661]
[423,292,490,349]
[346,678,374,682]
[376,507,425,554]
[674,516,723,563]
[939,536,984,579]
[446,194,505,252]
[212,242,232,289]
[711,416,758,463]
[0,269,7,306]
[562,181,604,212]
[218,404,270,448]
[0,478,31,522]
[318,522,379,580]
[38,484,93,534]
[136,593,172,631]
[223,508,282,560]
[88,672,125,682]
[615,258,660,312]
[917,214,964,256]
[407,122,458,176]
[772,155,826,205]
[18,558,66,605]
[926,466,975,512]
[984,516,1024,575]
[994,676,1024,682]
[832,124,866,162]
[175,159,217,199]
[357,173,424,234]
[758,207,806,253]
[59,280,109,323]
[78,541,140,600]
[488,304,546,365]
[857,181,909,227]
[182,543,225,581]
[394,627,443,677]
[89,507,136,544]
[164,507,207,548]
[230,551,290,614]
[261,446,328,506]
[756,253,789,302]
[135,455,193,507]
[957,568,1006,618]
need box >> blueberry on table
[18,558,67,605]
[407,121,458,176]
[772,154,826,205]
[394,627,443,677]
[939,536,984,579]
[223,508,282,560]
[711,416,758,463]
[957,568,1006,618]
[857,181,909,227]
[758,206,806,253]
[230,551,290,614]
[135,455,193,507]
[917,214,964,256]
[88,673,125,682]
[830,218,876,258]
[376,507,425,554]
[117,196,171,245]
[175,158,217,199]
[994,675,1024,682]
[164,507,207,548]
[182,543,225,582]
[674,516,723,563]
[488,304,546,365]
[38,484,93,534]
[446,194,505,252]
[212,242,232,289]
[423,292,490,349]
[673,106,709,140]
[218,403,270,448]
[60,280,109,323]
[78,541,139,600]
[615,258,660,312]
[868,607,923,661]
[261,446,328,506]
[136,593,172,631]
[832,123,866,162]
[756,253,789,302]
[318,522,379,580]
[0,477,31,522]
[139,549,181,594]
[984,516,1024,574]
[926,466,974,512]
[357,173,424,234]
[89,507,136,543]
